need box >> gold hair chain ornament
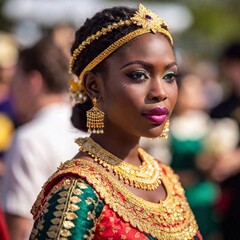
[69,3,173,103]
[86,98,105,134]
[76,137,162,191]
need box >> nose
[147,78,168,102]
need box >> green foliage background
[0,0,239,61]
[110,0,240,61]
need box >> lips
[143,107,169,124]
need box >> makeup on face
[143,107,169,124]
[99,33,177,138]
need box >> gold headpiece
[69,3,173,103]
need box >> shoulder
[31,175,103,221]
[31,158,106,220]
[158,161,177,175]
[12,119,50,144]
[9,107,82,158]
[17,103,72,136]
[158,161,183,186]
[3,125,35,161]
[31,157,118,220]
[31,175,104,239]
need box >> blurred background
[1,0,240,58]
[0,1,240,240]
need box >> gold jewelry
[32,157,199,240]
[69,3,173,103]
[160,119,170,138]
[75,137,162,190]
[86,98,104,134]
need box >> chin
[141,131,162,139]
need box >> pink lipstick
[143,107,169,124]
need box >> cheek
[102,81,143,121]
[104,87,137,111]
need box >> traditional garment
[30,157,202,240]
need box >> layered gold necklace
[75,137,162,191]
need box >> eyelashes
[126,70,150,82]
[126,69,178,83]
[162,71,179,83]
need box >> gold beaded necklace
[75,137,162,191]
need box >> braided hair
[71,6,138,131]
[70,6,171,131]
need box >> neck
[91,132,141,166]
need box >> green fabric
[170,136,203,170]
[186,181,219,207]
[170,135,219,239]
[186,181,219,239]
[193,236,201,240]
[146,234,160,240]
[30,178,104,239]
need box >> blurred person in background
[208,41,240,240]
[52,23,75,59]
[169,72,220,239]
[0,32,18,178]
[194,60,223,110]
[1,36,85,240]
[0,32,18,240]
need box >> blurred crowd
[0,24,87,240]
[0,23,240,240]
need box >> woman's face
[99,33,178,139]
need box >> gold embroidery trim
[31,178,104,240]
[30,179,69,240]
[33,158,199,240]
[46,179,79,239]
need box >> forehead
[106,33,175,67]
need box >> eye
[162,71,178,83]
[126,70,150,82]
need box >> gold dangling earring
[86,98,104,134]
[160,120,170,138]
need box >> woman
[30,4,202,239]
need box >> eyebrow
[120,60,177,70]
[165,62,177,70]
[120,60,152,69]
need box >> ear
[83,71,102,99]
